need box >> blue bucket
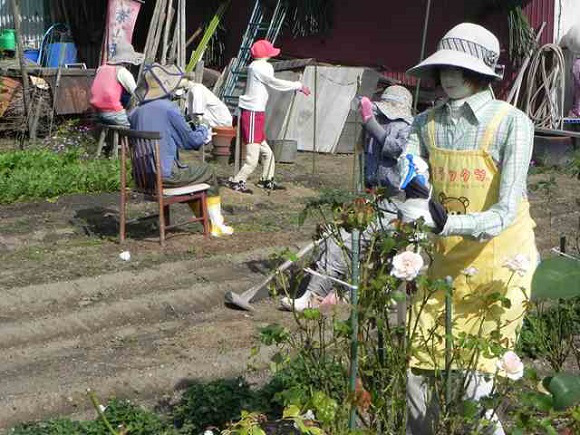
[24,49,40,63]
[45,42,77,67]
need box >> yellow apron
[410,103,538,374]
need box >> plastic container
[24,49,40,63]
[45,42,77,67]
[271,139,298,164]
[0,29,16,51]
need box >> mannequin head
[439,67,493,100]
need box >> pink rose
[462,266,478,277]
[503,254,531,277]
[496,351,524,380]
[391,251,424,281]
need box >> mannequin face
[439,67,476,100]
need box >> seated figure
[130,63,233,238]
[90,39,142,127]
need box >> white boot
[207,196,234,237]
[280,291,320,312]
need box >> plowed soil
[0,150,577,430]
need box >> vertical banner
[101,0,142,64]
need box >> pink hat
[250,39,281,59]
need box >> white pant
[407,370,504,435]
[232,141,275,182]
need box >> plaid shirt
[406,89,534,240]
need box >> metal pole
[312,63,317,174]
[348,228,361,430]
[444,276,453,407]
[413,0,432,113]
[348,106,365,429]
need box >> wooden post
[161,0,173,64]
[119,136,127,244]
[179,0,186,68]
[138,0,163,82]
[10,0,31,136]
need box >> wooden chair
[116,127,210,246]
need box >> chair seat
[163,183,211,197]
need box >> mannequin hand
[299,85,311,96]
[359,97,373,122]
[400,179,448,233]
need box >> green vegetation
[0,149,121,204]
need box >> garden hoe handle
[224,239,321,311]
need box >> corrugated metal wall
[523,0,555,46]
[0,0,47,49]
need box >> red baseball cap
[250,39,281,59]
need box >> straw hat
[375,85,413,124]
[135,63,184,102]
[108,39,143,66]
[407,23,504,80]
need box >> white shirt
[186,82,232,128]
[238,58,301,112]
[116,66,137,95]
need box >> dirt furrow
[0,301,290,430]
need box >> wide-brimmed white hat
[375,85,413,124]
[407,23,504,80]
[108,39,143,66]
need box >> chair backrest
[115,127,163,197]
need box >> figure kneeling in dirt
[130,63,233,238]
[280,85,418,311]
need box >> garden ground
[0,149,578,431]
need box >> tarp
[265,66,364,153]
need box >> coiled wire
[520,43,566,129]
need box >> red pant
[240,109,266,143]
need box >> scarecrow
[90,39,143,127]
[182,80,233,128]
[401,23,538,434]
[228,39,311,194]
[130,63,233,238]
[280,85,417,312]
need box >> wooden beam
[9,0,31,127]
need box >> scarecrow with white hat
[360,85,414,193]
[228,39,311,194]
[130,63,233,238]
[280,86,417,312]
[90,39,144,127]
[399,23,538,434]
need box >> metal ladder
[219,0,287,110]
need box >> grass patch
[0,149,121,204]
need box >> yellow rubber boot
[207,196,234,237]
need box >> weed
[171,378,255,433]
